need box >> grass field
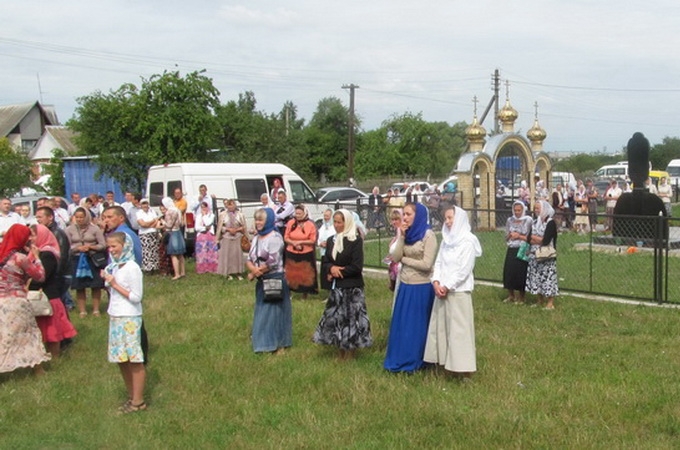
[2,263,680,449]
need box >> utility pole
[479,69,501,133]
[342,83,359,181]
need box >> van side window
[149,182,164,207]
[289,180,316,203]
[167,181,182,199]
[235,179,267,202]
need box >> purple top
[248,231,284,273]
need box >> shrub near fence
[364,208,680,303]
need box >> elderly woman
[162,197,186,280]
[0,224,51,374]
[216,199,246,280]
[65,207,107,317]
[384,202,437,373]
[245,208,292,354]
[135,199,161,273]
[194,201,218,274]
[658,176,672,217]
[283,204,318,299]
[313,209,372,359]
[503,201,533,303]
[424,206,482,379]
[317,208,336,292]
[526,200,559,309]
[30,224,77,358]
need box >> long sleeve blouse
[322,236,364,289]
[431,239,477,292]
[390,229,437,284]
[0,252,45,297]
[65,224,106,256]
[248,232,284,274]
[106,261,143,317]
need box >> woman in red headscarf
[30,224,77,358]
[0,224,51,374]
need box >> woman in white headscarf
[526,200,558,309]
[313,209,372,360]
[161,197,185,280]
[503,201,532,303]
[423,206,482,379]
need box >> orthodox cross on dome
[533,101,539,120]
[472,95,479,116]
[504,79,511,101]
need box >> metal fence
[363,207,680,304]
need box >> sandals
[92,311,101,317]
[79,312,87,318]
[118,401,147,414]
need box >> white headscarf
[332,209,358,259]
[532,199,555,236]
[441,206,482,256]
[162,197,179,212]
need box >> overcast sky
[2,0,680,156]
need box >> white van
[666,159,680,188]
[550,172,576,189]
[146,163,329,245]
[594,164,628,180]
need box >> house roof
[0,101,59,138]
[29,125,79,160]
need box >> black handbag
[89,250,108,268]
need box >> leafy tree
[650,137,680,170]
[43,148,66,196]
[0,138,35,198]
[304,97,351,182]
[355,113,466,179]
[69,70,222,192]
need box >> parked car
[315,187,369,206]
[388,181,434,193]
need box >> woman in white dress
[424,206,482,380]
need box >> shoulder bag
[535,245,557,261]
[27,290,53,317]
[255,238,283,303]
[241,234,251,253]
[89,250,108,268]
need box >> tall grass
[2,263,680,448]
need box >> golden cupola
[527,101,547,151]
[465,96,486,151]
[497,80,518,133]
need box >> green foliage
[304,97,352,182]
[552,152,621,175]
[0,138,35,197]
[69,70,222,192]
[3,265,680,448]
[355,113,466,179]
[650,137,680,169]
[42,148,66,196]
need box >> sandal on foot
[92,311,101,317]
[79,312,87,318]
[119,401,147,414]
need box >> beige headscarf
[332,209,358,259]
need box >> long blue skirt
[252,272,293,353]
[384,282,435,373]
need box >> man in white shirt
[67,192,81,217]
[120,191,134,215]
[0,197,21,242]
[274,190,294,235]
[191,184,215,215]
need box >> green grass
[2,263,680,448]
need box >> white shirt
[317,222,336,256]
[0,211,22,240]
[106,261,143,317]
[431,239,478,292]
[195,211,215,234]
[136,209,158,235]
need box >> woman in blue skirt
[384,202,437,373]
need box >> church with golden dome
[454,83,552,228]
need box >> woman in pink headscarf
[30,224,77,358]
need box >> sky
[2,0,680,156]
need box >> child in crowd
[102,232,146,413]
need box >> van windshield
[667,166,680,176]
[289,180,316,203]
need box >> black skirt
[503,247,529,292]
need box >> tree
[650,137,680,170]
[303,97,352,182]
[43,148,67,196]
[69,70,222,192]
[0,138,35,197]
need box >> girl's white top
[106,261,143,317]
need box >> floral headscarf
[104,233,134,274]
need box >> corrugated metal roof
[28,125,80,160]
[0,101,59,138]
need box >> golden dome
[527,118,547,142]
[498,99,518,124]
[465,116,486,143]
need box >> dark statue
[612,132,667,242]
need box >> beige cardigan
[391,229,437,284]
